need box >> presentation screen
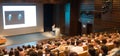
[2,5,36,29]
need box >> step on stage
[0,32,55,47]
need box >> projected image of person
[5,11,25,25]
[8,14,12,21]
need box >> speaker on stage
[52,24,60,37]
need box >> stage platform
[0,32,56,49]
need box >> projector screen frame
[0,3,44,36]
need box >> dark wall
[94,0,120,32]
[44,4,54,31]
[69,0,81,36]
[53,4,65,34]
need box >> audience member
[9,48,14,56]
[107,38,120,56]
[14,49,19,56]
[0,49,4,56]
[88,43,98,56]
[69,52,78,56]
[100,39,108,56]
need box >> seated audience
[19,48,25,56]
[88,43,98,56]
[100,39,108,56]
[107,38,120,56]
[9,48,14,56]
[69,52,78,56]
[113,50,120,56]
[70,40,84,54]
[37,49,43,56]
[14,49,19,56]
[0,49,4,56]
[1,32,120,56]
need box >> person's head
[88,43,94,48]
[94,39,101,45]
[19,48,23,51]
[113,39,120,48]
[69,52,78,56]
[22,45,25,48]
[29,51,37,56]
[76,40,82,46]
[32,45,35,49]
[102,39,107,44]
[27,45,31,48]
[66,41,70,45]
[2,49,7,54]
[10,48,13,50]
[37,49,43,56]
[82,34,86,37]
[71,41,75,45]
[88,44,96,56]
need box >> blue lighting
[65,3,70,27]
[80,0,94,23]
[8,14,12,21]
[65,3,70,34]
[18,13,22,20]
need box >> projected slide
[2,5,36,29]
[5,11,25,25]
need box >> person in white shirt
[52,24,55,31]
[70,46,84,54]
[70,40,84,54]
[107,39,120,56]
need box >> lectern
[52,27,60,37]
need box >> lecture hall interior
[0,0,120,56]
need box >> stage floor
[0,32,55,48]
